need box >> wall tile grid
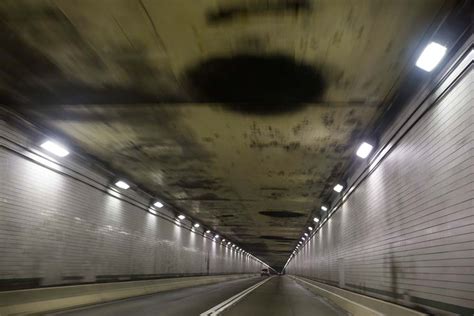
[0,119,264,289]
[287,53,473,314]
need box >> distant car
[260,268,270,277]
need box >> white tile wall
[0,119,264,289]
[286,53,473,315]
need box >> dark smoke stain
[186,54,326,115]
[0,13,182,106]
[176,193,229,201]
[259,210,305,218]
[283,142,300,151]
[173,178,222,190]
[260,236,296,241]
[260,187,289,191]
[322,112,335,128]
[207,0,311,25]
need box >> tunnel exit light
[40,140,69,157]
[416,42,447,72]
[356,142,373,159]
[115,180,130,190]
[333,184,344,193]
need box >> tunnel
[0,1,473,315]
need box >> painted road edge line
[200,276,274,316]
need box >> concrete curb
[0,274,259,315]
[289,275,427,316]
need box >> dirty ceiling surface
[0,0,455,270]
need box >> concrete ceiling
[0,0,457,270]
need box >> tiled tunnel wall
[286,51,473,315]
[0,120,264,290]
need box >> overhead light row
[37,139,255,257]
[290,41,448,268]
[296,140,375,251]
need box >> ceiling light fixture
[321,206,328,211]
[304,233,309,237]
[153,201,164,208]
[177,214,185,220]
[416,42,447,72]
[206,230,211,234]
[333,184,344,193]
[40,140,70,157]
[313,217,319,223]
[115,180,130,190]
[356,142,374,159]
[308,226,313,231]
[194,223,200,228]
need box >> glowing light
[333,184,344,193]
[356,142,373,159]
[313,217,319,223]
[321,206,328,211]
[115,180,130,190]
[193,223,200,228]
[40,140,69,157]
[416,42,447,72]
[153,201,164,208]
[177,214,186,220]
[308,226,313,231]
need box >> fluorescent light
[304,233,309,237]
[308,226,313,231]
[206,230,211,234]
[313,217,319,223]
[115,180,130,190]
[177,214,185,220]
[356,142,373,158]
[321,206,328,211]
[214,234,219,239]
[416,42,447,72]
[222,238,225,241]
[301,237,306,240]
[153,201,164,208]
[333,184,344,193]
[194,223,200,228]
[40,140,69,157]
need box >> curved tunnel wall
[286,48,473,315]
[0,119,265,290]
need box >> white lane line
[200,276,273,316]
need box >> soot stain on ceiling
[259,210,305,218]
[207,0,311,25]
[185,54,326,115]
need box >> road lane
[50,276,263,316]
[222,276,348,316]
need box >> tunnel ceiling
[0,0,456,270]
